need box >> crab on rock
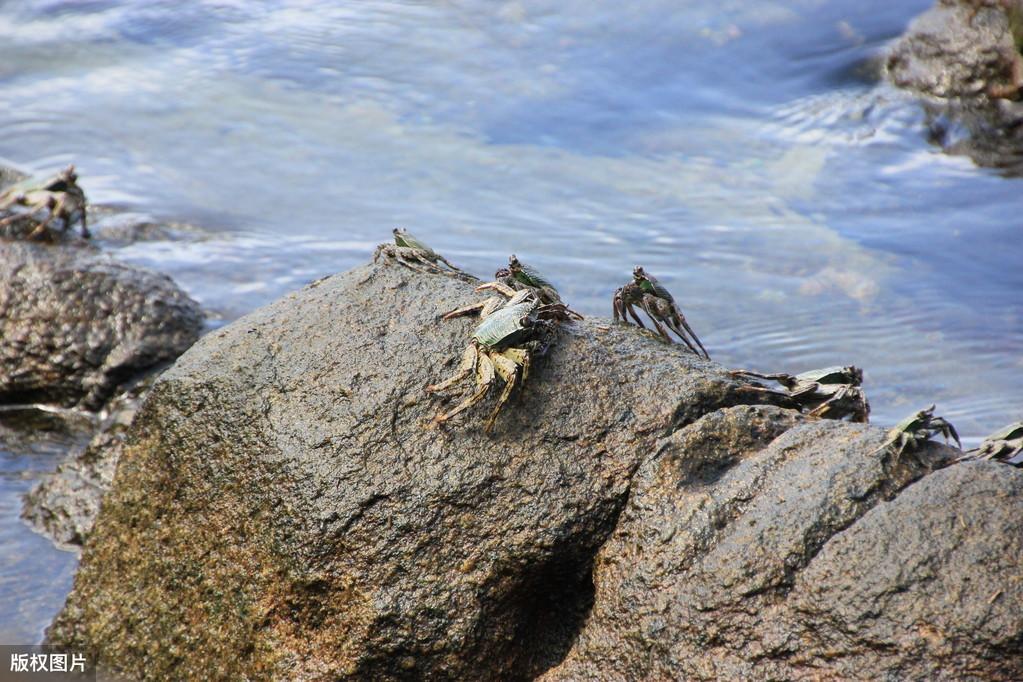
[613,266,710,359]
[427,288,574,433]
[374,227,471,279]
[0,165,89,240]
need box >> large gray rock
[47,261,1023,681]
[543,406,1022,681]
[886,0,1023,171]
[47,261,781,681]
[0,241,203,409]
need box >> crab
[729,366,870,422]
[506,254,566,305]
[0,165,89,240]
[959,421,1023,466]
[613,267,710,359]
[875,405,961,460]
[426,289,574,432]
[373,227,470,279]
[451,257,583,320]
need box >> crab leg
[475,281,519,298]
[433,253,462,272]
[485,353,521,433]
[729,369,795,383]
[625,302,647,329]
[501,347,530,386]
[638,298,682,346]
[28,194,64,239]
[434,352,496,424]
[669,308,711,360]
[442,296,506,320]
[426,344,478,394]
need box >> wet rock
[22,376,156,547]
[45,261,1023,681]
[543,406,1022,681]
[47,261,781,681]
[886,0,1023,171]
[0,240,203,410]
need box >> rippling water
[2,0,1021,643]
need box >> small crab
[373,227,470,279]
[427,289,574,432]
[875,405,961,460]
[730,366,870,422]
[452,257,583,320]
[959,421,1023,466]
[613,267,710,359]
[507,254,566,305]
[0,165,89,240]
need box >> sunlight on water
[0,0,1019,641]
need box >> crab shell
[795,366,863,386]
[392,227,435,254]
[472,301,536,348]
[509,255,555,291]
[982,421,1023,443]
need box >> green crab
[875,405,961,459]
[506,254,566,305]
[730,366,870,422]
[613,267,710,359]
[451,257,582,320]
[374,227,470,279]
[427,289,573,432]
[959,421,1023,466]
[0,165,89,240]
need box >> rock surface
[886,0,1023,171]
[542,406,1023,681]
[0,240,203,410]
[22,376,155,546]
[48,261,782,681]
[47,261,1023,681]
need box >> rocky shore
[45,260,1023,681]
[887,0,1023,171]
[1,164,204,547]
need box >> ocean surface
[1,0,1020,644]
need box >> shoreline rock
[0,240,203,410]
[886,0,1023,172]
[46,261,1023,680]
[21,375,157,547]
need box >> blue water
[1,0,1020,643]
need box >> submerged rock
[0,240,203,410]
[47,261,1023,680]
[22,376,155,546]
[886,0,1023,171]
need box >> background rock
[886,0,1023,172]
[0,241,203,410]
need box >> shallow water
[1,0,1021,643]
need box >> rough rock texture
[22,376,156,546]
[48,262,782,681]
[887,0,1023,171]
[0,241,203,409]
[47,261,1023,681]
[543,406,1023,681]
